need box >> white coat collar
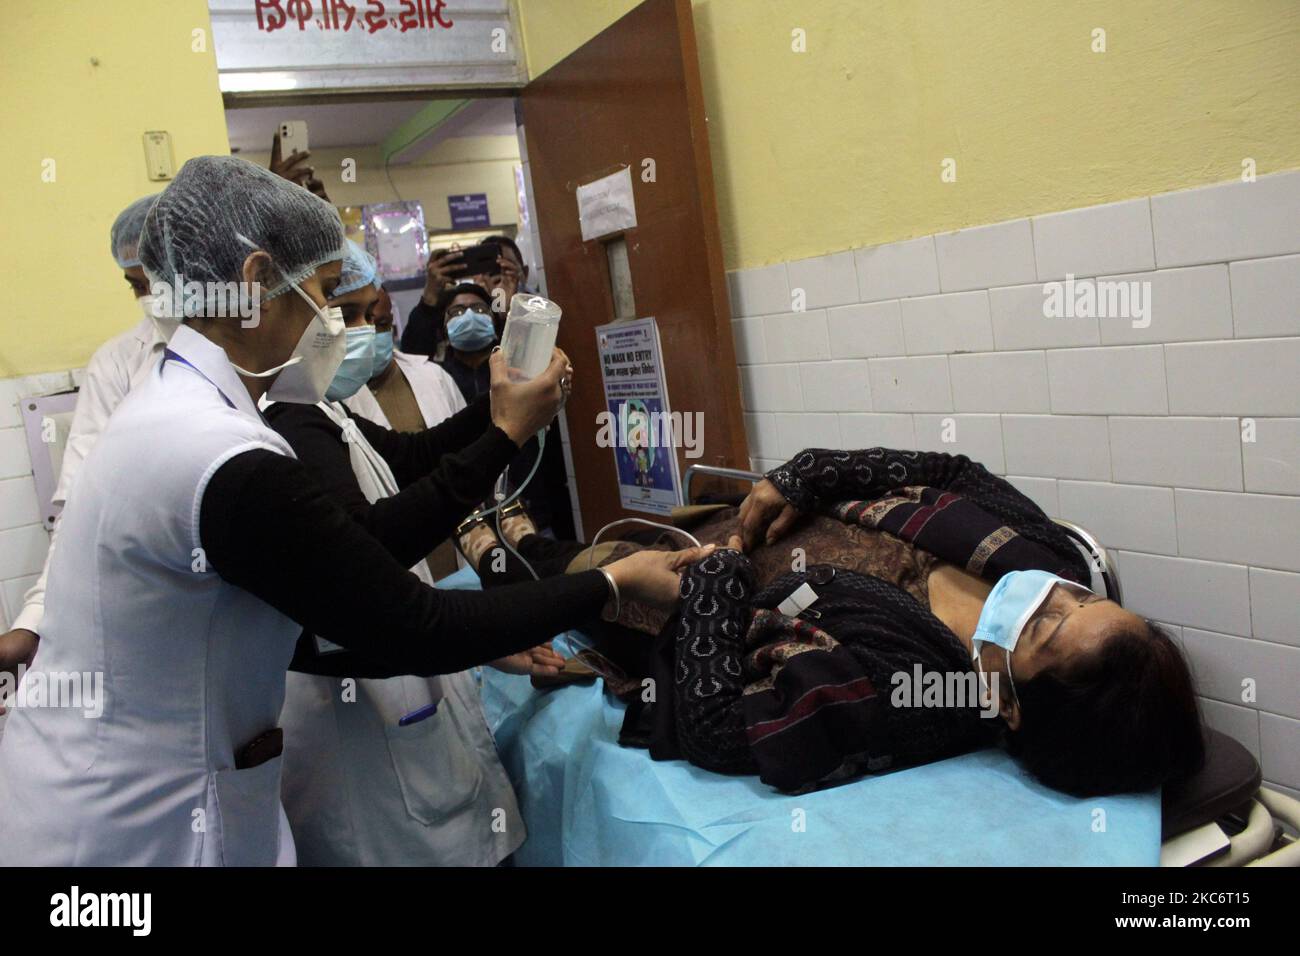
[164,324,263,420]
[393,348,425,366]
[390,349,463,423]
[126,315,165,348]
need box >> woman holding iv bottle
[0,156,710,867]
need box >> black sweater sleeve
[264,399,516,568]
[766,447,1088,581]
[199,448,610,677]
[765,447,977,511]
[348,395,497,487]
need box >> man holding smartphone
[269,126,329,202]
[401,236,530,358]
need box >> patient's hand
[490,642,566,677]
[607,545,716,611]
[738,479,802,551]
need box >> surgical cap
[138,155,345,309]
[335,238,380,296]
[110,194,160,269]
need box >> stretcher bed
[475,662,1160,865]
[441,465,1298,867]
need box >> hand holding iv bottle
[488,293,570,447]
[499,293,563,382]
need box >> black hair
[1005,619,1205,797]
[483,234,525,270]
[433,282,492,325]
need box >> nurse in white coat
[0,195,171,693]
[0,156,699,866]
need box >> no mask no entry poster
[595,317,683,516]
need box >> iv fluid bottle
[500,293,562,381]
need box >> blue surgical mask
[325,325,376,401]
[972,570,1093,706]
[373,329,394,374]
[446,309,496,352]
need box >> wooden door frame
[520,0,748,537]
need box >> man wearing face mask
[433,282,497,400]
[0,193,172,706]
[0,157,703,866]
[399,236,531,361]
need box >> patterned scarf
[827,485,1088,584]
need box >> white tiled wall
[0,372,75,632]
[729,170,1300,793]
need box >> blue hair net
[138,156,345,311]
[335,238,380,296]
[110,194,160,269]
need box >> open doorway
[225,96,529,343]
[208,0,745,541]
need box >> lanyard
[163,348,237,410]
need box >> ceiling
[225,97,517,160]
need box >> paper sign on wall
[448,193,490,229]
[576,167,637,242]
[595,317,683,516]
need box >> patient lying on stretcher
[459,446,1205,799]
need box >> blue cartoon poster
[595,317,683,516]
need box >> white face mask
[138,293,180,343]
[231,280,345,404]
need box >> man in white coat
[0,195,170,712]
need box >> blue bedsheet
[442,568,1161,866]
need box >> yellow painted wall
[5,0,1295,373]
[239,135,523,232]
[516,0,1300,270]
[0,0,230,377]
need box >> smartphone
[457,241,503,278]
[278,120,309,157]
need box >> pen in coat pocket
[398,703,439,726]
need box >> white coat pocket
[382,710,483,827]
[211,756,286,867]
